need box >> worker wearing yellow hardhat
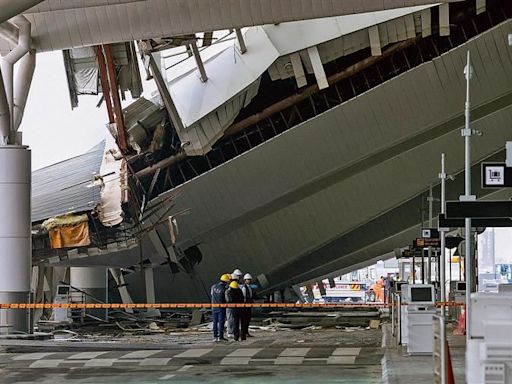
[220,273,231,282]
[225,279,244,341]
[210,273,231,342]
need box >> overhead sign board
[481,163,512,188]
[439,214,512,228]
[446,201,512,219]
[414,238,440,248]
[399,248,423,259]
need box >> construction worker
[240,273,254,339]
[225,281,244,341]
[226,269,243,337]
[375,277,385,302]
[210,273,230,342]
[232,269,243,283]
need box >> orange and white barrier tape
[0,302,465,309]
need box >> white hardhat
[232,269,242,277]
[244,273,253,280]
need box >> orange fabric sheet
[48,221,91,249]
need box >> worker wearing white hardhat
[240,273,255,339]
[231,269,243,282]
[226,269,243,337]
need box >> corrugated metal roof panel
[32,141,105,222]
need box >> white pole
[428,184,433,284]
[462,50,473,342]
[440,154,447,307]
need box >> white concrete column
[70,267,107,301]
[0,145,31,334]
[70,267,107,320]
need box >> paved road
[0,345,384,383]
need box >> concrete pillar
[144,267,160,317]
[0,146,31,334]
[70,267,107,319]
[70,267,107,301]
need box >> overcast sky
[20,51,156,170]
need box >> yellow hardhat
[220,273,231,282]
[229,281,239,289]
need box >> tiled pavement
[0,346,383,369]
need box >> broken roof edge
[165,4,438,129]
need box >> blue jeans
[212,308,226,338]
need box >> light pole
[461,50,475,343]
[439,154,447,308]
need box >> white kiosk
[467,287,512,384]
[404,284,437,355]
[449,281,466,321]
[52,285,72,323]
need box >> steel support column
[103,44,128,152]
[94,46,115,124]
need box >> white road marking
[327,355,357,365]
[227,348,262,357]
[332,347,361,356]
[279,348,311,357]
[177,365,193,372]
[84,359,117,367]
[274,349,310,365]
[67,351,108,360]
[139,357,172,366]
[220,357,251,365]
[120,350,163,359]
[13,353,55,361]
[159,374,175,380]
[174,349,212,358]
[29,359,63,368]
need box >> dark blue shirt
[211,282,227,304]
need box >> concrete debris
[51,329,79,341]
[189,310,204,327]
[335,326,364,332]
[302,325,323,331]
[30,307,386,343]
[148,322,164,333]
